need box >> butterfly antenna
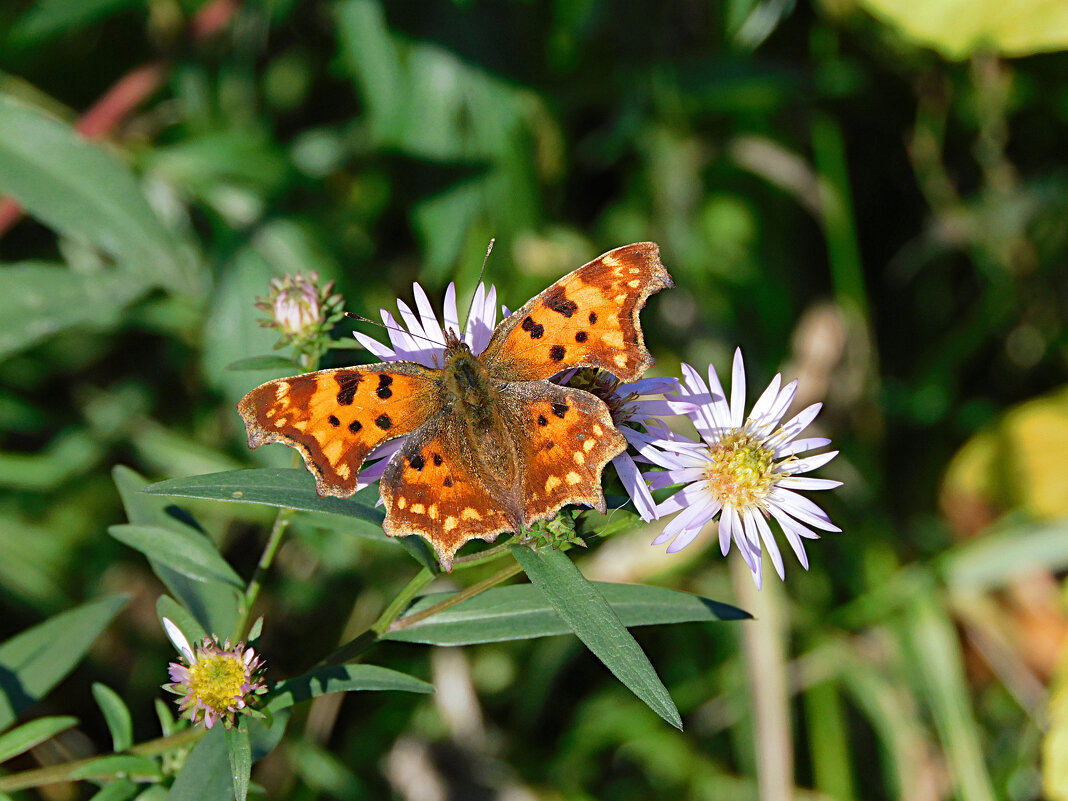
[344,312,444,349]
[461,237,495,335]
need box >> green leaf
[133,787,169,801]
[143,469,384,527]
[87,779,139,801]
[6,0,144,48]
[226,355,299,371]
[0,94,202,295]
[68,755,161,780]
[114,466,240,636]
[385,582,748,645]
[91,683,133,752]
[0,715,78,762]
[108,524,245,589]
[510,545,682,729]
[0,263,151,361]
[225,727,252,801]
[168,727,232,801]
[0,595,126,731]
[901,589,997,801]
[267,664,433,712]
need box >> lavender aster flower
[162,618,267,730]
[645,349,841,587]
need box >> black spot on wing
[432,452,443,466]
[335,372,361,405]
[443,476,453,487]
[549,345,566,361]
[328,415,340,427]
[544,287,578,318]
[588,312,598,324]
[551,402,568,418]
[537,414,548,426]
[521,316,544,339]
[376,374,394,399]
[409,453,425,471]
[348,420,362,433]
[374,414,392,430]
[575,331,588,343]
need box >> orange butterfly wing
[480,242,673,383]
[504,381,628,525]
[379,417,519,571]
[237,363,440,498]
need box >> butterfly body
[238,242,673,570]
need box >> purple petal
[729,349,746,429]
[775,437,832,457]
[443,283,461,338]
[747,373,782,429]
[654,481,716,516]
[354,331,395,360]
[413,283,445,346]
[778,476,842,491]
[768,488,841,532]
[612,452,657,522]
[778,450,838,475]
[767,504,815,568]
[750,508,784,580]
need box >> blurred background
[2,0,1068,799]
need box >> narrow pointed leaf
[267,664,432,712]
[225,727,252,801]
[385,582,748,645]
[144,469,384,526]
[108,524,244,589]
[0,716,78,762]
[91,684,133,752]
[510,545,682,729]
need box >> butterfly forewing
[480,242,673,383]
[237,363,440,497]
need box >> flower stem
[0,728,204,793]
[371,568,435,635]
[386,561,523,633]
[233,451,302,640]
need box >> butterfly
[237,242,673,571]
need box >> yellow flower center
[705,431,776,509]
[187,653,247,713]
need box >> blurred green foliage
[1,0,1068,799]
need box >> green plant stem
[387,561,523,633]
[233,451,304,640]
[0,728,204,792]
[234,505,293,640]
[371,568,435,634]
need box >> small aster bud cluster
[256,271,345,364]
[162,619,267,730]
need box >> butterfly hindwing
[379,417,518,571]
[504,382,627,523]
[237,362,440,497]
[481,242,673,383]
